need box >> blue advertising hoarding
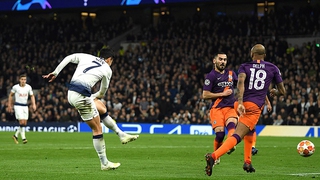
[1,121,318,137]
[0,0,216,12]
[0,122,78,132]
[79,122,214,135]
[77,123,279,136]
[79,123,320,137]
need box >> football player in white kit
[43,47,138,170]
[8,74,37,144]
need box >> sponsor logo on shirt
[217,81,233,87]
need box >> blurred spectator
[288,107,301,122]
[181,116,190,124]
[0,76,6,99]
[301,117,310,126]
[305,96,316,114]
[285,116,296,125]
[302,112,312,125]
[311,118,320,126]
[161,116,171,124]
[1,112,6,122]
[298,97,307,115]
[147,107,160,123]
[260,114,273,125]
[271,99,281,114]
[278,108,288,123]
[113,98,123,113]
[273,114,284,125]
[170,112,181,124]
[294,116,302,125]
[139,96,149,117]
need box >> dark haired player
[204,44,286,175]
[43,47,133,170]
[202,52,238,165]
[9,74,37,144]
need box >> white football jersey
[53,53,112,98]
[11,84,33,104]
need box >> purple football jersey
[238,60,283,108]
[203,69,238,108]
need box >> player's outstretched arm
[43,54,79,82]
[42,73,57,82]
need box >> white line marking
[288,173,320,176]
[0,145,211,150]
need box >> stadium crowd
[0,4,320,126]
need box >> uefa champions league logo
[12,0,52,11]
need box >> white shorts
[67,90,99,121]
[14,105,29,120]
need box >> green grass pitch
[1,132,319,180]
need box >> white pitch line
[0,145,211,150]
[288,173,320,176]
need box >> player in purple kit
[204,44,286,176]
[202,52,238,165]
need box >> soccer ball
[297,140,315,157]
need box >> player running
[204,44,286,175]
[202,52,238,165]
[9,74,37,144]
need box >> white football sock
[93,135,108,166]
[15,127,21,138]
[21,126,26,139]
[101,115,125,137]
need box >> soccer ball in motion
[297,140,315,157]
